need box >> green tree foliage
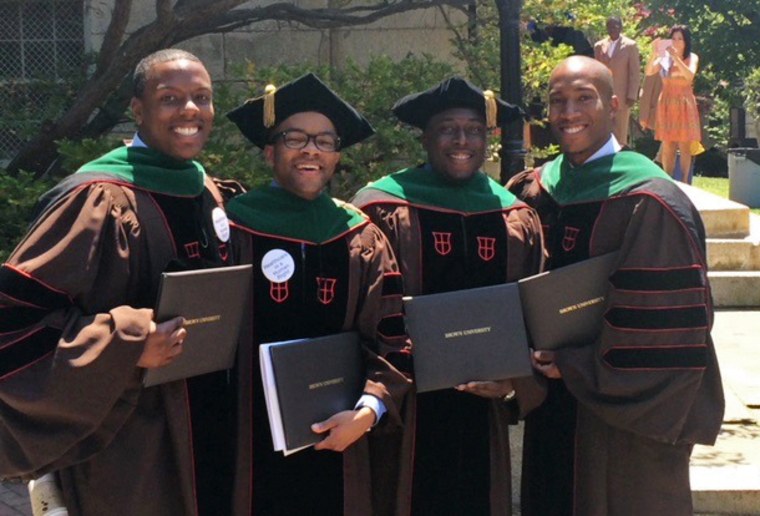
[449,0,641,104]
[200,54,457,199]
[641,0,760,106]
[0,54,456,258]
[0,172,53,262]
[446,0,747,154]
[638,0,760,148]
[445,0,649,163]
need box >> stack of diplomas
[259,332,364,455]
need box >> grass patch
[693,176,729,198]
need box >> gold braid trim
[263,84,277,128]
[483,89,497,129]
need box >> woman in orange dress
[645,25,700,182]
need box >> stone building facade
[0,0,466,159]
[85,0,466,80]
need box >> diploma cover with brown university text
[259,332,364,454]
[143,264,252,386]
[403,282,533,393]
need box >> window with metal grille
[0,0,83,159]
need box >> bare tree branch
[6,0,468,177]
[177,1,470,35]
[437,4,487,86]
[156,0,174,25]
[96,0,133,74]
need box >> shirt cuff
[355,394,386,427]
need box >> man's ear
[263,144,275,167]
[130,97,143,126]
[609,94,620,118]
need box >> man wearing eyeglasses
[352,77,545,515]
[225,73,410,515]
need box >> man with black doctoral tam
[225,73,411,515]
[0,49,237,515]
[352,77,545,515]
[508,56,724,515]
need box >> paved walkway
[0,482,30,516]
[691,310,760,515]
[2,310,759,515]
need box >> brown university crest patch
[432,232,453,256]
[218,243,229,262]
[476,236,496,261]
[562,226,580,252]
[316,277,337,305]
[184,241,201,259]
[269,281,289,303]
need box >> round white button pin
[211,207,230,242]
[261,249,295,283]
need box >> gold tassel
[483,89,497,129]
[263,84,277,128]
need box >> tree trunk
[6,133,62,179]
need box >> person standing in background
[594,16,641,146]
[646,25,701,182]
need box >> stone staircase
[690,310,760,516]
[680,184,760,515]
[679,183,760,307]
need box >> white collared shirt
[130,133,148,148]
[607,37,620,57]
[583,135,622,165]
[607,36,621,57]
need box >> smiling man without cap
[0,49,238,515]
[508,55,724,516]
[352,77,545,515]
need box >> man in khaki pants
[594,16,641,145]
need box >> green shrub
[203,54,456,199]
[0,54,458,258]
[57,136,124,174]
[0,171,54,262]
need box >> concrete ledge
[691,465,760,515]
[679,183,751,238]
[708,271,760,307]
[707,239,760,271]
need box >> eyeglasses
[271,129,341,152]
